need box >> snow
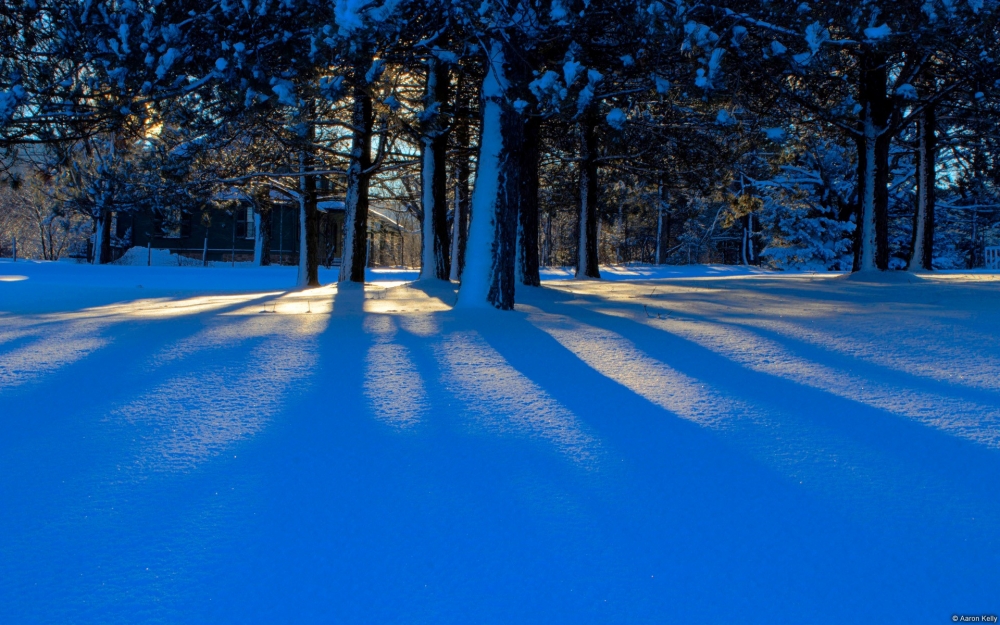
[431,49,459,64]
[606,108,627,129]
[549,0,568,21]
[116,246,211,267]
[864,24,892,40]
[896,83,918,100]
[270,79,298,106]
[456,42,505,308]
[575,69,602,113]
[804,21,829,55]
[562,60,582,85]
[715,109,737,125]
[155,48,180,80]
[3,261,1000,622]
[763,126,787,142]
[0,85,26,122]
[334,0,368,34]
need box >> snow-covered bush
[759,201,855,270]
[756,138,856,270]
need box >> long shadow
[728,314,1000,404]
[0,290,288,413]
[470,310,1000,620]
[0,290,304,523]
[591,282,1000,405]
[532,288,1000,496]
[178,304,423,621]
[631,274,1000,333]
[1,290,338,621]
[404,279,459,304]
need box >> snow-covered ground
[2,260,999,623]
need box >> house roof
[318,200,345,212]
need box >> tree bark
[340,70,374,284]
[419,59,452,281]
[853,50,892,272]
[304,159,320,285]
[296,149,320,286]
[909,103,936,271]
[576,108,600,279]
[655,183,665,264]
[741,213,755,266]
[254,190,272,267]
[94,210,112,264]
[456,39,527,309]
[517,116,541,287]
[291,96,321,287]
[449,73,473,283]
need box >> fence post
[147,242,151,266]
[202,237,208,267]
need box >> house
[111,191,345,265]
[109,187,419,266]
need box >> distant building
[111,193,344,265]
[107,187,419,266]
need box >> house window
[154,208,192,239]
[236,206,255,239]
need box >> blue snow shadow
[2,275,999,624]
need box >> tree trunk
[909,103,935,271]
[254,191,272,267]
[655,183,665,264]
[576,108,600,279]
[306,175,320,284]
[449,74,473,283]
[456,40,527,309]
[419,59,452,281]
[874,125,890,270]
[517,116,541,287]
[93,210,112,264]
[741,213,755,266]
[339,72,374,284]
[296,146,321,287]
[853,50,892,272]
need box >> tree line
[2,0,999,307]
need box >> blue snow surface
[2,260,999,623]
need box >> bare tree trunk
[615,183,624,264]
[35,209,50,261]
[853,50,892,272]
[254,190,272,267]
[517,116,541,287]
[305,182,320,283]
[741,213,755,266]
[419,59,452,281]
[340,70,374,284]
[576,108,600,279]
[296,145,321,287]
[456,39,528,309]
[655,183,665,264]
[543,211,552,266]
[93,210,112,264]
[874,125,890,271]
[909,103,935,271]
[449,73,473,283]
